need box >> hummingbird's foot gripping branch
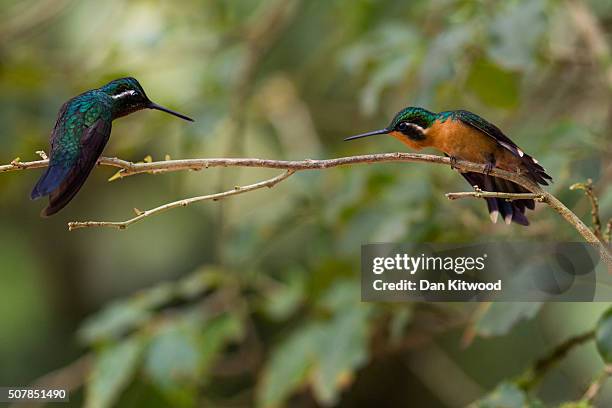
[449,155,458,171]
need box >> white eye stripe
[408,123,425,132]
[112,90,138,99]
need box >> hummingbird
[345,107,552,226]
[31,77,194,216]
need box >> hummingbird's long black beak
[149,102,194,122]
[344,128,390,141]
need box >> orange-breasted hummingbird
[345,107,552,226]
[31,77,194,216]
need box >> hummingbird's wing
[453,110,552,185]
[453,110,523,157]
[35,117,112,216]
[31,101,72,200]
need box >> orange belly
[428,120,498,162]
[391,119,522,171]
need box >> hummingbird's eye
[397,122,408,131]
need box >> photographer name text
[373,279,502,291]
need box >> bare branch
[517,329,595,391]
[2,152,612,268]
[68,170,295,231]
[105,153,453,177]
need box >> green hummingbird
[31,77,194,216]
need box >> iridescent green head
[100,77,193,121]
[344,106,436,142]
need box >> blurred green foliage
[0,0,611,407]
[596,307,612,364]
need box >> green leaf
[79,303,151,345]
[466,58,520,109]
[389,307,413,345]
[419,25,473,103]
[78,283,175,345]
[319,279,361,312]
[559,402,594,408]
[79,268,232,346]
[199,314,244,379]
[257,281,370,408]
[596,307,612,363]
[311,307,370,405]
[261,272,305,321]
[143,317,203,407]
[177,267,233,300]
[488,0,546,70]
[85,336,145,408]
[469,382,526,408]
[475,302,542,337]
[339,24,420,114]
[145,323,202,387]
[143,312,243,406]
[256,324,321,408]
[360,53,412,115]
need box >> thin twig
[570,179,603,241]
[582,365,612,404]
[516,329,595,391]
[445,191,545,201]
[67,170,295,231]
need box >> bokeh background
[1,0,611,407]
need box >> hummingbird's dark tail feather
[31,164,72,200]
[460,172,531,226]
[42,163,95,217]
